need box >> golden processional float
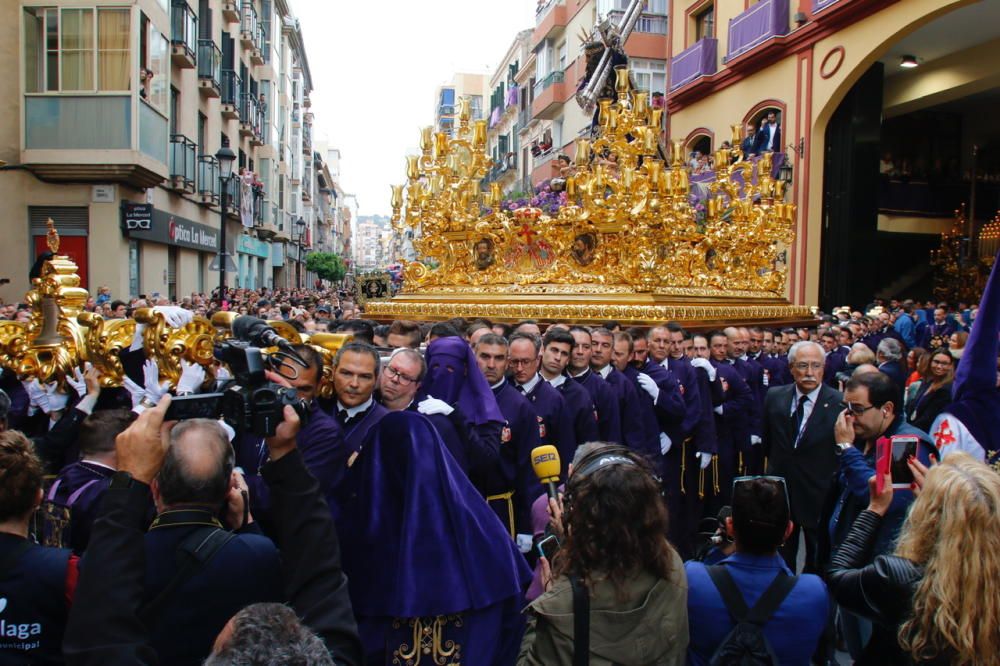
[0,221,350,395]
[367,67,812,327]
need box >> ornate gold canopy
[367,67,810,325]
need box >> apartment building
[0,0,327,303]
[484,29,533,196]
[522,0,668,187]
[663,0,998,308]
[433,73,489,137]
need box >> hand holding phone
[536,534,560,562]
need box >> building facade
[434,73,489,137]
[484,29,533,196]
[664,0,1000,308]
[1,0,332,303]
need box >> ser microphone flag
[531,445,561,502]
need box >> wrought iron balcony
[239,92,261,140]
[221,70,241,120]
[197,40,222,98]
[169,134,197,193]
[197,155,220,206]
[170,1,197,68]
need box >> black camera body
[216,340,310,437]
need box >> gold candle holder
[420,126,433,153]
[406,155,420,181]
[634,92,648,117]
[599,99,613,127]
[671,140,684,167]
[731,124,742,147]
[575,139,591,166]
[390,184,404,210]
[434,132,449,159]
[614,66,630,97]
[473,120,487,149]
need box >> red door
[33,235,88,289]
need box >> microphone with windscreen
[531,445,561,502]
[231,315,295,351]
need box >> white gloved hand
[714,405,724,416]
[697,452,713,469]
[129,322,147,352]
[43,382,69,414]
[216,365,232,381]
[636,373,660,403]
[417,396,454,416]
[153,305,194,329]
[142,359,170,403]
[218,418,236,442]
[65,365,88,398]
[659,432,672,455]
[176,360,205,395]
[690,357,716,382]
[123,377,145,409]
[750,435,762,446]
[24,379,45,413]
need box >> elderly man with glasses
[763,340,843,574]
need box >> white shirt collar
[81,459,116,472]
[546,374,567,388]
[338,396,373,419]
[569,367,589,379]
[793,385,822,406]
[491,377,506,390]
[595,364,612,379]
[518,373,542,394]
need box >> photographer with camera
[519,443,688,665]
[64,395,363,665]
[685,476,829,665]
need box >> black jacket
[63,449,363,666]
[827,510,950,665]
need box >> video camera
[164,317,311,437]
[692,506,734,563]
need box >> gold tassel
[680,439,687,495]
[739,451,744,476]
[713,456,721,493]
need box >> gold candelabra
[930,205,993,304]
[376,67,804,324]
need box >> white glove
[417,395,454,416]
[697,452,713,469]
[123,376,145,409]
[216,365,232,381]
[153,305,194,329]
[143,359,170,403]
[65,364,89,398]
[714,405,724,416]
[23,379,45,413]
[690,357,716,382]
[636,373,660,403]
[43,382,69,413]
[176,360,205,395]
[659,432,672,455]
[750,435,762,446]
[129,322,147,352]
[218,418,236,442]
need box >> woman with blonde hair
[829,452,1000,664]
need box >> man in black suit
[755,110,782,154]
[764,340,843,574]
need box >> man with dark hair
[475,333,541,537]
[590,327,651,455]
[540,328,600,451]
[330,342,388,464]
[428,321,462,341]
[386,320,422,349]
[567,326,621,443]
[45,408,136,553]
[236,343,346,523]
[465,320,493,346]
[145,419,283,664]
[685,477,829,665]
[512,319,541,337]
[334,319,374,344]
[508,332,575,478]
[706,331,753,513]
[109,300,128,319]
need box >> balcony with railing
[302,125,312,156]
[669,38,718,91]
[241,1,265,62]
[221,70,241,120]
[518,107,532,130]
[726,0,790,61]
[222,174,242,218]
[222,0,241,24]
[533,0,568,48]
[197,155,220,206]
[197,40,222,98]
[608,9,667,34]
[169,134,196,193]
[531,70,567,120]
[170,1,197,68]
[239,92,263,143]
[813,0,840,12]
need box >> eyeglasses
[840,401,877,416]
[732,475,790,515]
[384,365,418,385]
[791,362,823,371]
[508,358,535,367]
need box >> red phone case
[875,436,892,494]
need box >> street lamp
[216,136,236,303]
[295,216,306,288]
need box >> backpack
[706,565,798,666]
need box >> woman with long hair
[948,331,968,359]
[518,444,688,665]
[905,348,955,433]
[829,452,1000,665]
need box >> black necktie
[793,395,809,446]
[516,384,526,394]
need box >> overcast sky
[293,0,539,216]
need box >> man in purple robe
[566,326,622,444]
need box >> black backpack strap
[706,565,798,625]
[570,575,590,666]
[139,527,236,625]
